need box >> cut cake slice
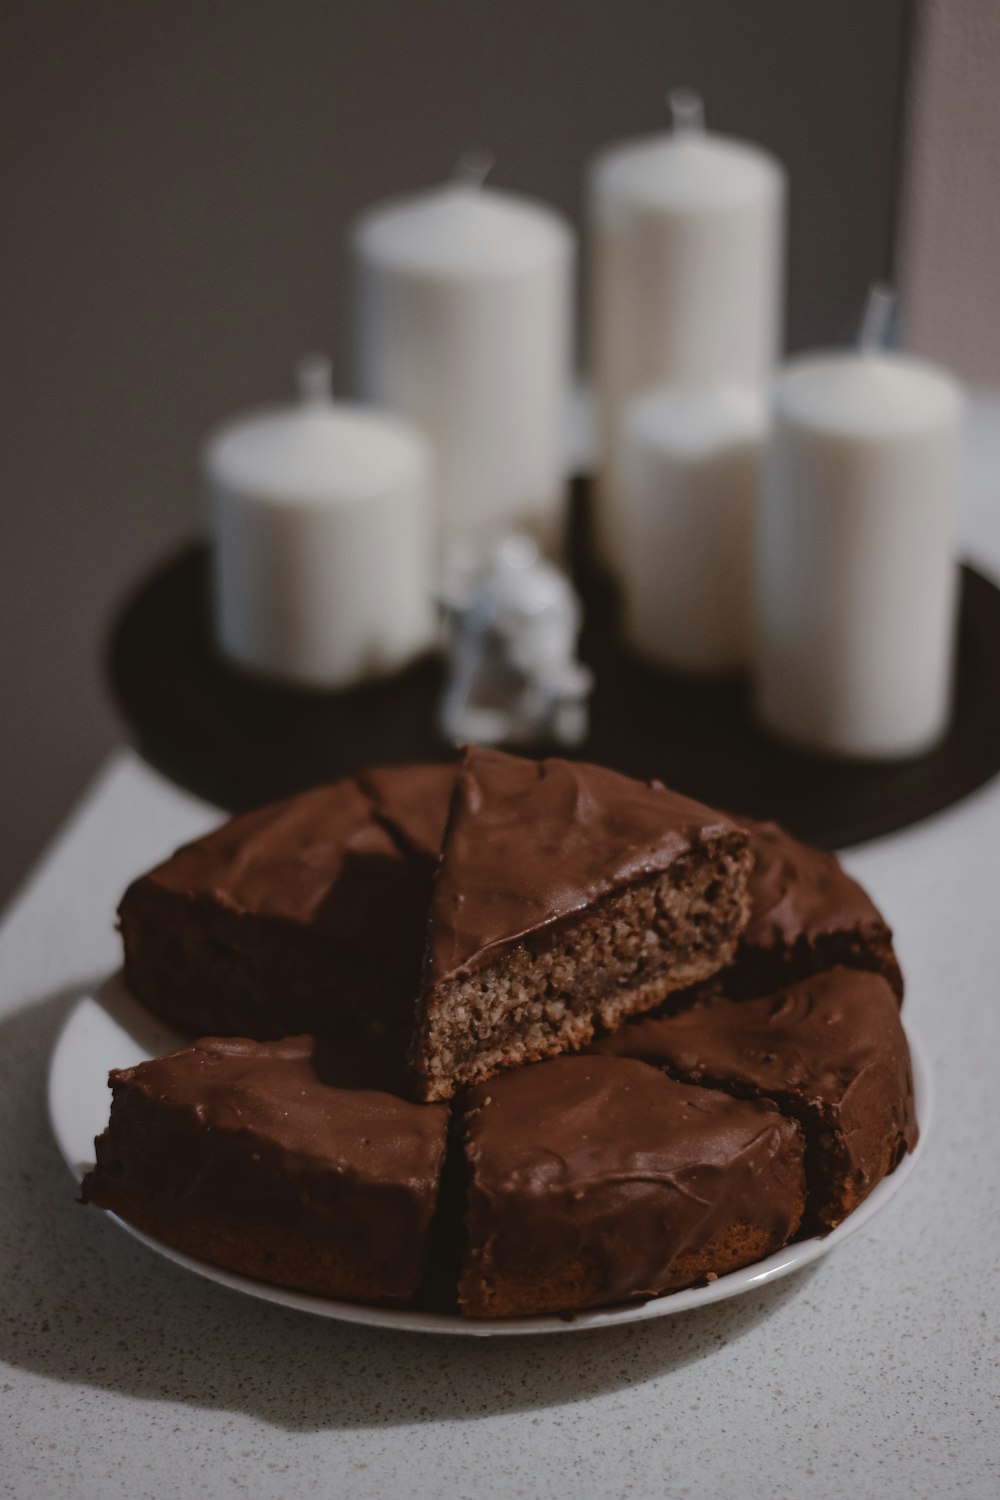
[411,747,753,1102]
[591,966,918,1229]
[81,1035,450,1303]
[458,1055,806,1317]
[117,768,456,1073]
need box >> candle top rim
[354,183,574,278]
[776,351,962,437]
[590,130,784,212]
[205,400,430,505]
[624,383,765,456]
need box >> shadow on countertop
[1,987,818,1434]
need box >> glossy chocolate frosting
[742,819,892,954]
[428,747,744,984]
[461,1054,804,1305]
[592,967,917,1218]
[131,778,403,929]
[83,1036,449,1289]
[130,762,464,924]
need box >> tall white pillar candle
[588,91,785,573]
[208,358,435,690]
[620,384,765,674]
[754,345,963,758]
[353,171,575,576]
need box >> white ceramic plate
[49,972,931,1337]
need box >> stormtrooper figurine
[438,535,593,749]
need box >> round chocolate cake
[83,749,918,1319]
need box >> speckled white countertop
[3,399,1000,1500]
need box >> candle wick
[296,354,333,405]
[858,283,897,353]
[452,147,495,190]
[667,86,705,136]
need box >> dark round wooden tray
[108,482,1000,848]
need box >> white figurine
[439,535,592,748]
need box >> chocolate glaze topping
[742,819,891,953]
[83,1036,449,1289]
[429,747,744,983]
[131,763,461,928]
[133,779,402,929]
[462,1054,805,1304]
[592,967,917,1218]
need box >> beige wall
[1,1,911,907]
[900,0,1000,380]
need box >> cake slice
[117,768,451,1060]
[726,819,903,1001]
[81,1036,449,1303]
[411,747,753,1101]
[458,1054,806,1318]
[592,966,918,1229]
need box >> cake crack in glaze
[92,750,919,1319]
[358,762,457,863]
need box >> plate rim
[48,974,933,1338]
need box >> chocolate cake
[728,820,903,1001]
[411,747,753,1101]
[591,967,917,1229]
[117,771,441,1066]
[81,1036,449,1303]
[457,1054,806,1318]
[95,753,919,1319]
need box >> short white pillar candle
[352,164,575,575]
[620,384,765,675]
[207,357,436,690]
[754,314,963,759]
[587,89,785,574]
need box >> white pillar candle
[754,330,963,759]
[587,90,785,574]
[207,358,435,690]
[620,384,765,675]
[352,168,575,576]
